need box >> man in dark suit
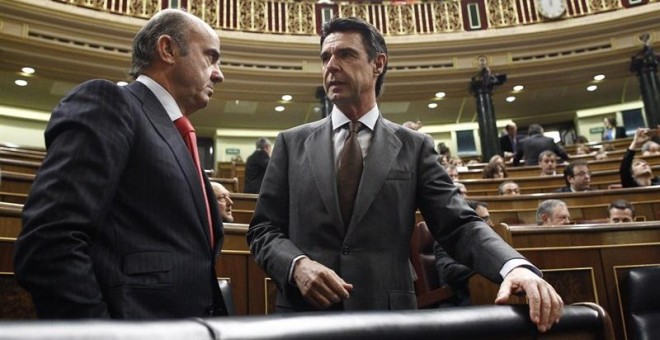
[512,124,569,166]
[244,137,272,193]
[13,9,226,319]
[556,161,592,192]
[248,17,562,332]
[499,122,520,158]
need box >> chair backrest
[624,266,660,340]
[409,221,440,294]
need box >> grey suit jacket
[248,115,525,311]
[14,80,225,319]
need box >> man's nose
[211,66,224,84]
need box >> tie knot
[348,121,363,134]
[175,116,195,136]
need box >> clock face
[536,0,566,19]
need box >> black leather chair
[0,303,613,340]
[202,302,614,340]
[624,266,660,340]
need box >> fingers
[500,268,564,333]
[293,259,352,309]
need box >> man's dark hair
[130,9,192,79]
[563,160,588,187]
[320,17,388,97]
[466,200,488,211]
[608,199,635,216]
[527,124,543,136]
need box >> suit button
[342,246,350,255]
[206,305,215,316]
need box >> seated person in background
[482,162,507,179]
[211,182,234,223]
[449,156,465,168]
[513,124,569,166]
[438,154,449,167]
[620,128,660,187]
[642,140,660,156]
[433,200,493,307]
[556,160,592,192]
[437,142,451,160]
[489,154,506,166]
[608,199,635,223]
[498,180,521,196]
[402,120,423,131]
[574,144,592,156]
[539,150,559,176]
[446,165,459,182]
[536,199,571,226]
[576,135,589,144]
[454,182,468,196]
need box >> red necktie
[174,116,215,248]
[337,121,364,229]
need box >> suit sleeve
[13,80,134,318]
[512,141,524,166]
[247,133,305,287]
[433,241,474,286]
[416,135,527,283]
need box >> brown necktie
[174,116,215,248]
[337,121,363,228]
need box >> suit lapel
[304,118,345,237]
[348,116,402,235]
[125,83,214,249]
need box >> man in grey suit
[14,9,226,319]
[248,17,562,332]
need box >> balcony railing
[53,0,652,35]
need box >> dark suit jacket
[14,80,225,319]
[244,149,270,193]
[247,115,528,311]
[499,134,521,154]
[512,134,569,166]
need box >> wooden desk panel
[469,222,660,340]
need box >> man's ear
[156,35,176,65]
[373,53,387,75]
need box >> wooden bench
[469,221,660,340]
[0,158,40,175]
[460,153,660,180]
[209,177,239,193]
[0,150,44,162]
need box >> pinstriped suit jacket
[248,115,525,311]
[14,80,225,319]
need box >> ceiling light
[593,74,605,81]
[14,79,28,86]
[513,85,524,92]
[281,95,293,101]
[434,92,446,99]
[275,105,285,112]
[587,85,598,92]
[506,96,516,102]
[428,103,438,109]
[117,81,128,86]
[21,67,35,74]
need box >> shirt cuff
[288,255,308,285]
[499,258,543,279]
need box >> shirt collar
[136,75,183,122]
[331,104,379,132]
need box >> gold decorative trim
[264,277,273,315]
[220,250,251,255]
[517,243,660,252]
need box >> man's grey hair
[256,137,271,150]
[536,199,566,225]
[130,9,192,79]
